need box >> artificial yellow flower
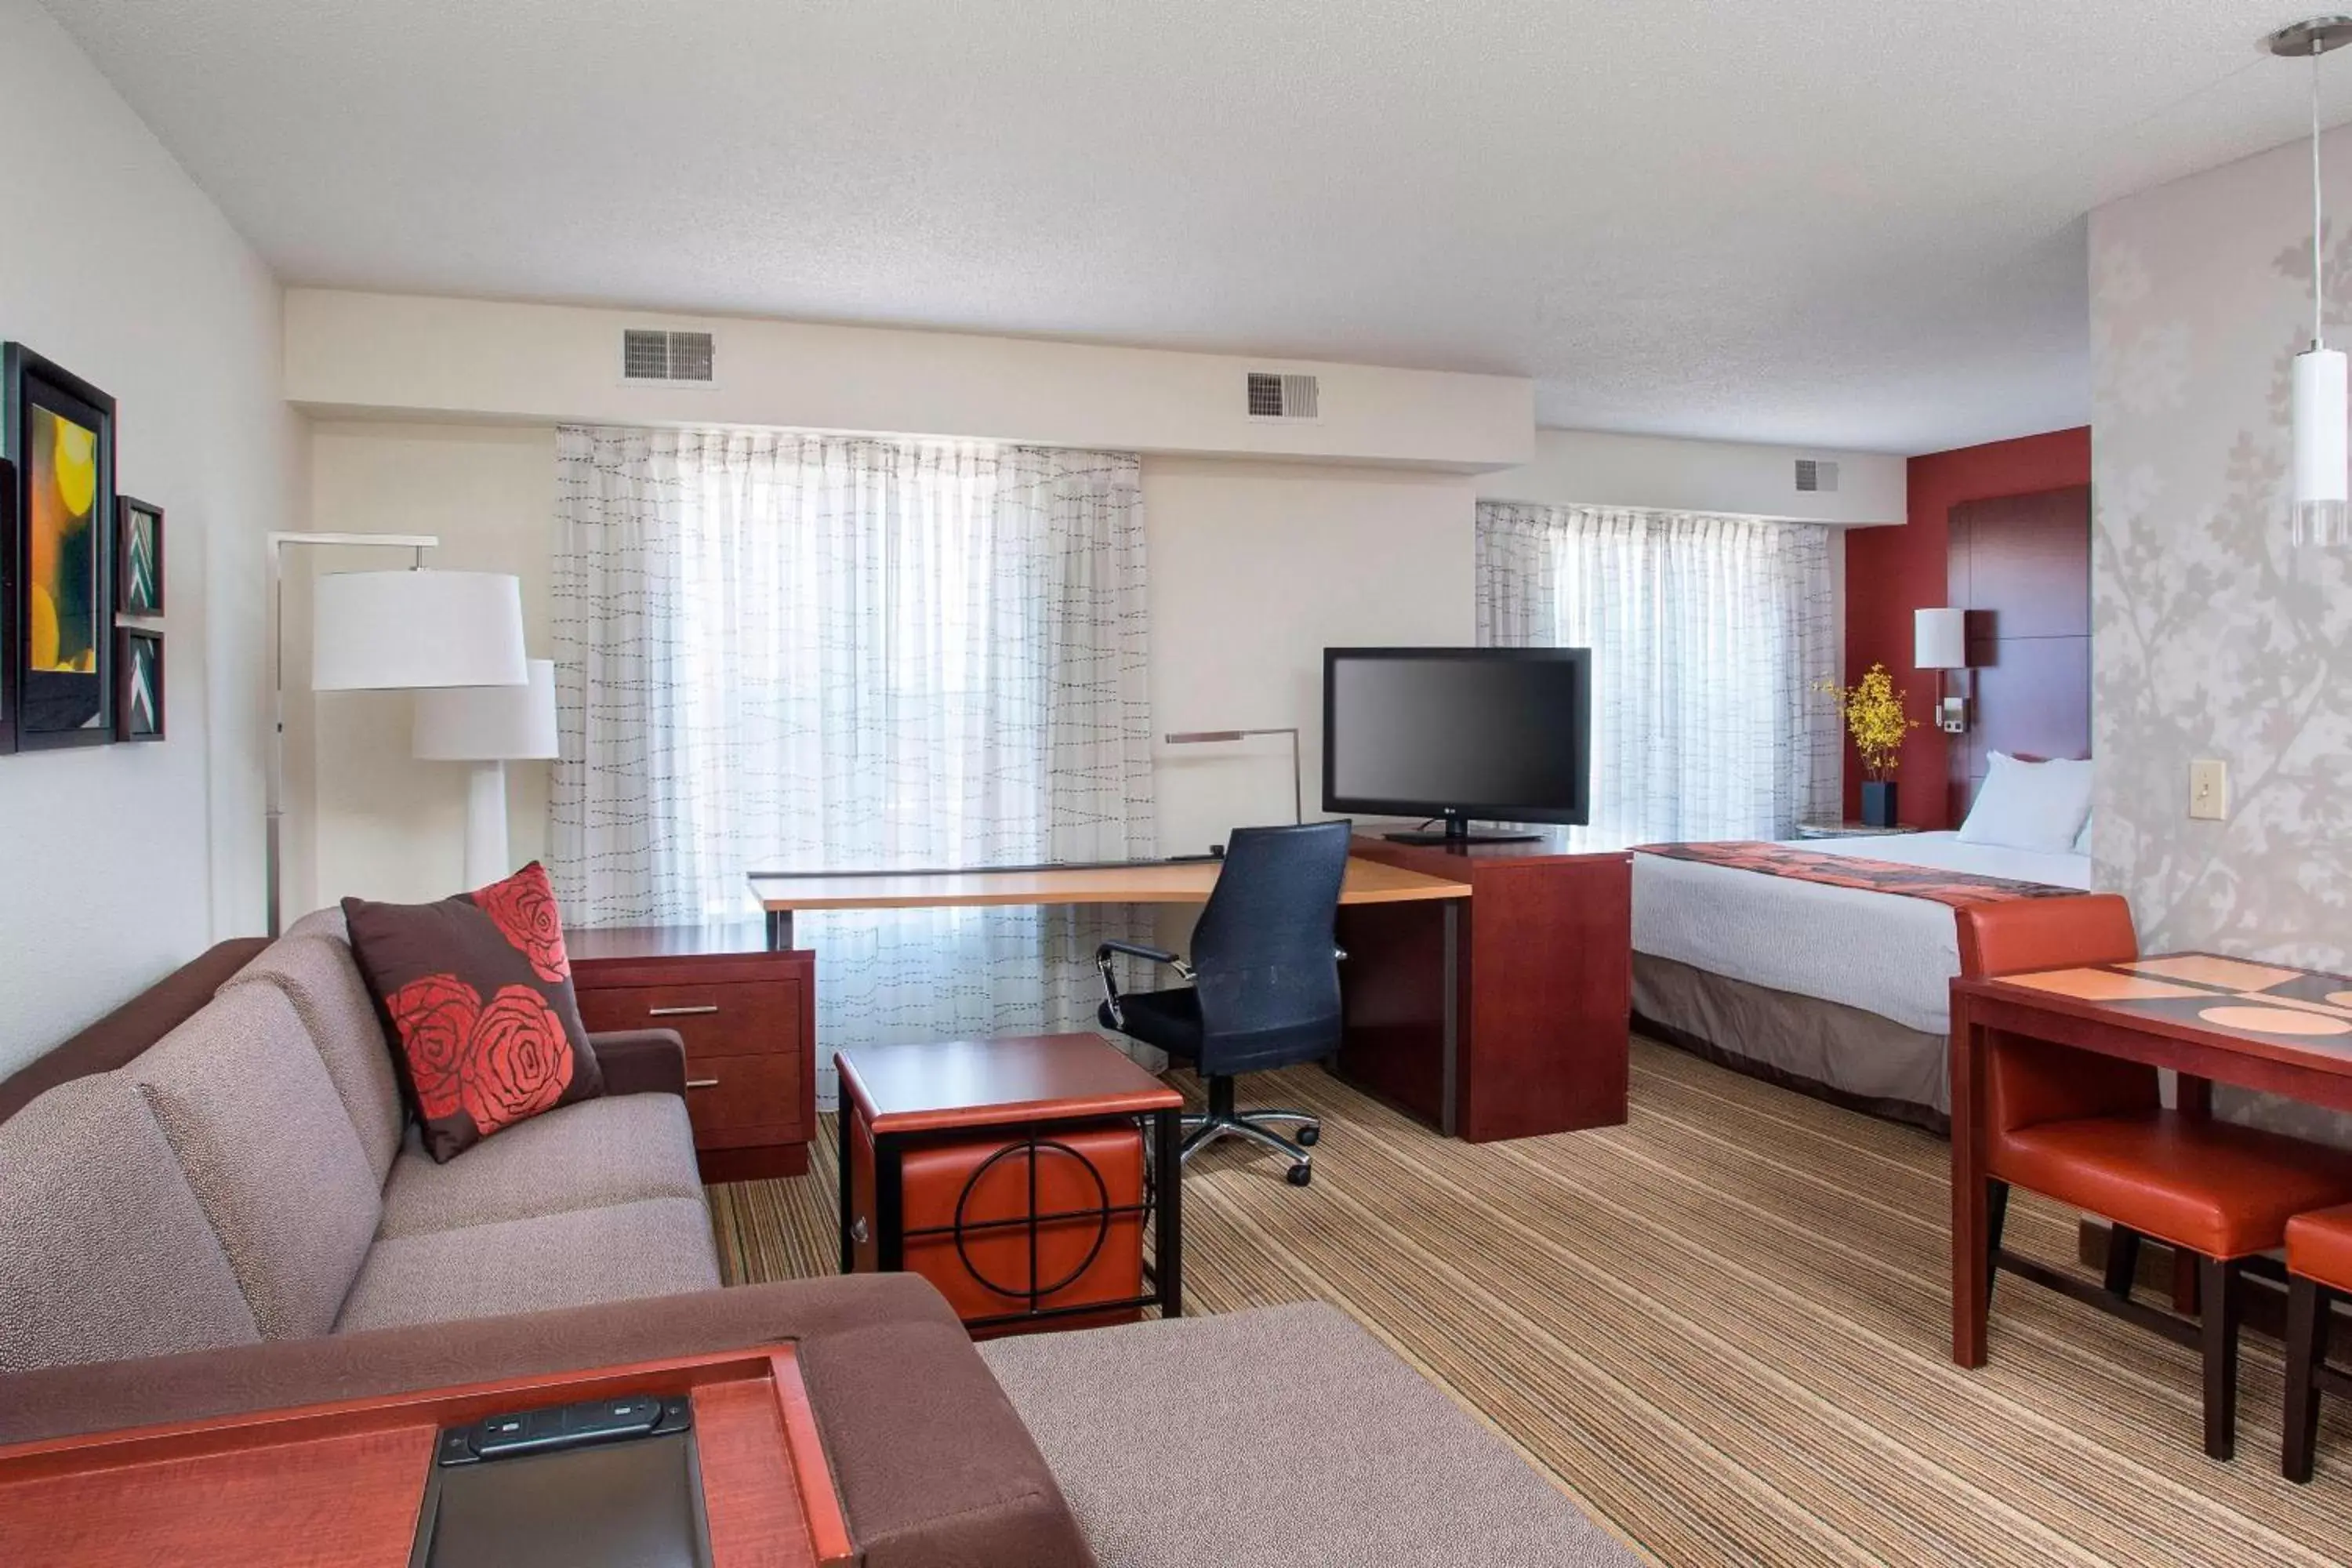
[1817,662,1918,782]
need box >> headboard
[1946,484,2092,826]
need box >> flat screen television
[1322,647,1592,846]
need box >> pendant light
[2270,17,2352,549]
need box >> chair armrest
[1094,941,1193,1029]
[1098,938,1182,968]
[586,1029,689,1098]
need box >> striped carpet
[706,1036,2352,1566]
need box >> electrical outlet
[2189,759,2229,822]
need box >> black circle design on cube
[952,1136,1115,1304]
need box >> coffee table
[834,1033,1185,1332]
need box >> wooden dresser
[568,924,817,1181]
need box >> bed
[1631,829,2091,1130]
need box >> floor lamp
[413,658,559,887]
[267,532,528,935]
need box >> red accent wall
[1842,428,2091,827]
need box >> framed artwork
[116,495,163,616]
[0,457,13,756]
[114,627,163,742]
[4,344,117,749]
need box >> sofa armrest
[586,1028,688,1098]
[0,1274,1095,1568]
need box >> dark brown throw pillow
[343,862,603,1163]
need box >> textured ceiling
[39,1,2352,452]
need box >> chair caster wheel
[1287,1163,1313,1187]
[1296,1125,1319,1147]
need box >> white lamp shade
[311,568,528,691]
[1915,608,1968,670]
[2294,347,2350,546]
[414,659,559,761]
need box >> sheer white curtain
[1476,503,1838,848]
[550,427,1152,1094]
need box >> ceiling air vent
[1246,371,1319,421]
[622,329,716,385]
[1795,458,1840,494]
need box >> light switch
[2189,759,2228,821]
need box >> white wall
[1144,457,1477,854]
[0,0,298,1073]
[285,289,1534,472]
[1479,427,1905,525]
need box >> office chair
[1095,819,1352,1186]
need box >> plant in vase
[1820,663,1918,827]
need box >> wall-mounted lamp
[1915,608,1969,735]
[1163,728,1303,824]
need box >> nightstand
[568,922,816,1181]
[1794,821,1923,840]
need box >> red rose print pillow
[344,863,604,1162]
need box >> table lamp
[413,658,559,887]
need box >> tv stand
[1381,820,1544,849]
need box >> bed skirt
[1632,953,1950,1134]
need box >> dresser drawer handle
[686,1077,720,1091]
[648,1004,720,1018]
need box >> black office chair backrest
[1188,820,1353,1073]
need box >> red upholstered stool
[1958,899,2352,1461]
[2283,1205,2352,1480]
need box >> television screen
[1322,648,1591,826]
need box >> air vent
[1795,459,1840,494]
[1246,371,1319,420]
[622,329,716,385]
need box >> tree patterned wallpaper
[2092,128,2352,1136]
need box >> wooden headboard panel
[1947,485,2092,826]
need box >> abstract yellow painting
[7,343,117,746]
[27,402,100,675]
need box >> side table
[835,1033,1184,1336]
[568,922,817,1181]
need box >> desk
[751,854,1510,1134]
[1950,952,2352,1367]
[747,855,1469,946]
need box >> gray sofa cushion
[0,1074,261,1370]
[982,1302,1642,1567]
[334,1196,720,1334]
[376,1092,704,1240]
[132,983,383,1340]
[220,933,406,1182]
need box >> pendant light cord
[2317,40,2328,350]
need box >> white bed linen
[1631,832,2091,1035]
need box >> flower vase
[1860,780,1899,829]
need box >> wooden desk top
[837,1033,1183,1134]
[1959,952,2352,1076]
[0,1348,851,1568]
[750,854,1470,913]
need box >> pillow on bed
[1958,753,2093,854]
[2072,811,2093,856]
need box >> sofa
[0,923,1094,1567]
[0,921,1642,1568]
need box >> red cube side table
[834,1033,1185,1338]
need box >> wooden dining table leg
[1951,996,1991,1367]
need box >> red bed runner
[1635,840,2079,909]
